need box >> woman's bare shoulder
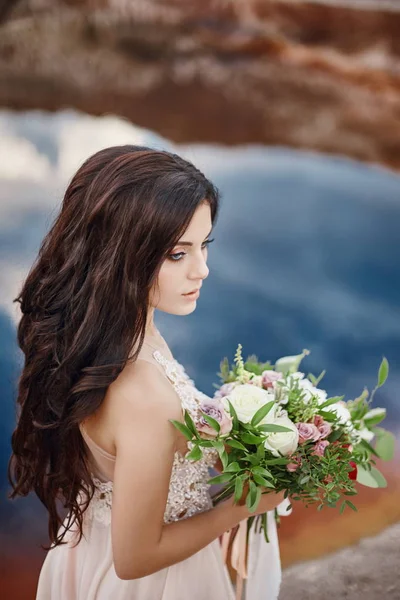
[108,358,181,418]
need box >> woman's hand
[233,482,286,518]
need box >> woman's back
[35,333,240,600]
[78,334,179,483]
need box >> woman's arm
[109,361,284,580]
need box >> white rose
[302,380,327,404]
[264,414,299,457]
[222,384,276,424]
[324,400,352,425]
[358,427,375,443]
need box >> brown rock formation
[0,0,399,169]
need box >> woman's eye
[168,252,186,262]
[168,239,214,262]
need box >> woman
[8,145,288,600]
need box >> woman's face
[150,202,213,315]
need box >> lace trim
[84,352,218,526]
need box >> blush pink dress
[36,338,291,600]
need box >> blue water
[1,110,399,538]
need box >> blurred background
[1,1,399,598]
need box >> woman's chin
[157,301,197,316]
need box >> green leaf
[219,450,229,470]
[234,475,245,503]
[258,424,293,433]
[169,420,193,441]
[242,432,264,445]
[225,462,241,472]
[358,439,380,458]
[253,473,275,488]
[319,396,344,409]
[251,401,276,427]
[377,357,389,388]
[256,443,266,460]
[363,408,387,427]
[246,480,261,513]
[208,472,236,486]
[226,399,239,429]
[339,501,346,515]
[213,440,225,453]
[186,445,202,461]
[299,475,310,485]
[375,431,396,461]
[225,439,248,451]
[264,457,289,465]
[345,499,358,512]
[201,412,220,434]
[328,428,343,443]
[184,410,200,439]
[252,465,274,479]
[356,465,387,488]
[317,410,337,422]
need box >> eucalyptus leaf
[375,431,395,461]
[356,465,387,488]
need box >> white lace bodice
[84,351,219,526]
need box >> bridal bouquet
[171,345,394,541]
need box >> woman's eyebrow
[176,229,213,247]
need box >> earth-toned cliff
[0,0,399,169]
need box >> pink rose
[287,456,302,472]
[296,422,321,444]
[312,440,330,457]
[313,415,332,439]
[197,398,233,438]
[261,370,283,390]
[213,382,237,399]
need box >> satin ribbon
[221,519,249,600]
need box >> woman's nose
[189,254,209,280]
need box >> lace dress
[36,341,290,600]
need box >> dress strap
[152,350,201,419]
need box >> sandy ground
[280,521,400,600]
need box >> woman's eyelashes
[168,238,214,262]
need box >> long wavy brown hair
[7,145,220,550]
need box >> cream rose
[222,384,276,424]
[264,414,299,457]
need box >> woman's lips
[182,289,200,300]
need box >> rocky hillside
[0,0,399,169]
[280,521,400,600]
